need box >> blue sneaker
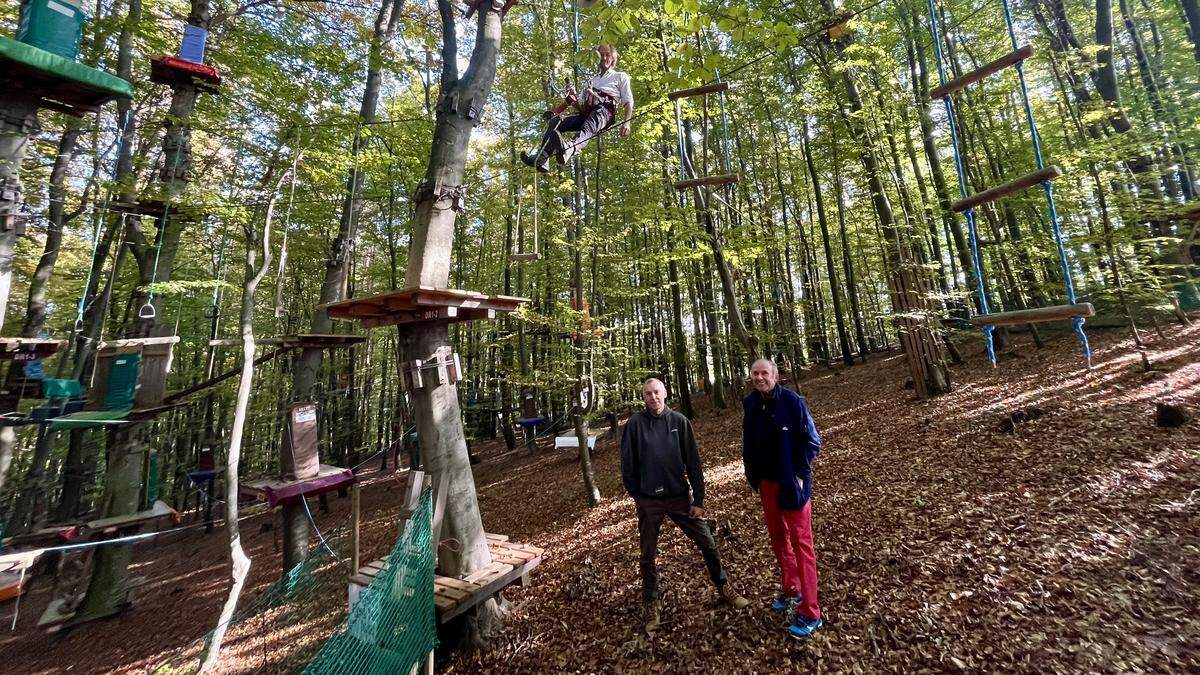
[771,595,800,613]
[788,615,824,639]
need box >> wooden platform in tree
[240,464,355,508]
[150,56,221,93]
[349,534,544,623]
[930,45,1034,99]
[675,174,739,191]
[0,337,64,361]
[206,334,366,349]
[324,286,528,329]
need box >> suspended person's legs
[664,496,750,609]
[759,480,802,614]
[556,105,612,164]
[521,112,578,172]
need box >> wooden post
[350,483,361,574]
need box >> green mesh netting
[304,488,437,673]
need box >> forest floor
[1,319,1198,673]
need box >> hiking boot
[520,150,550,173]
[719,584,751,610]
[787,615,824,640]
[643,600,662,632]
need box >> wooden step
[951,166,1062,213]
[930,45,1035,100]
[675,174,739,191]
[968,302,1095,328]
[507,252,541,263]
[667,81,729,101]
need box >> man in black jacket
[621,377,748,631]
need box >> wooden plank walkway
[349,535,543,623]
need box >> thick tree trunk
[400,0,505,640]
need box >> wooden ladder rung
[951,165,1062,213]
[667,81,730,101]
[675,174,739,191]
[969,302,1095,328]
[508,252,541,263]
[930,44,1035,100]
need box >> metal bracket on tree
[416,180,467,212]
[400,349,464,393]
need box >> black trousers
[537,105,613,160]
[635,495,726,603]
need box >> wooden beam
[930,45,1035,100]
[969,302,1095,328]
[163,347,291,404]
[674,174,739,191]
[667,81,730,101]
[951,165,1062,213]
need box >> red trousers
[759,480,820,619]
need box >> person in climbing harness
[621,377,749,632]
[521,44,633,172]
[742,358,824,639]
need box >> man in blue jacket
[622,377,749,631]
[742,359,823,638]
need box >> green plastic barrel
[16,0,87,60]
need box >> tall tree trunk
[200,165,286,672]
[400,0,506,641]
[801,122,852,365]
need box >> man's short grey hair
[643,377,666,390]
[751,358,779,375]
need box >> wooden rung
[667,81,730,101]
[930,44,1035,100]
[969,302,1094,328]
[508,253,541,263]
[951,166,1062,213]
[675,174,739,191]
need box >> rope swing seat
[926,0,1092,367]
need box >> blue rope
[926,0,996,365]
[1000,0,1092,367]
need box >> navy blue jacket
[742,385,821,510]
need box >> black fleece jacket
[620,407,705,506]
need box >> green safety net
[304,488,437,674]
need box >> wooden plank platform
[675,174,739,191]
[0,337,64,361]
[508,252,541,263]
[667,81,729,101]
[930,45,1034,99]
[324,286,528,329]
[350,536,544,623]
[87,500,177,533]
[951,165,1062,213]
[241,464,355,508]
[967,302,1095,328]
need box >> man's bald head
[642,377,667,415]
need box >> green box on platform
[16,0,87,60]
